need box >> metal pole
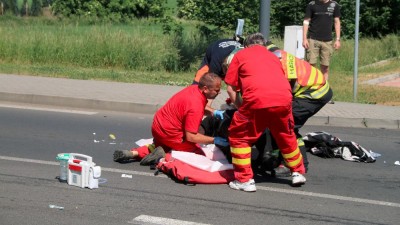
[353,0,360,102]
[260,0,271,39]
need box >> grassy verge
[0,17,399,105]
[0,62,194,86]
[328,35,400,105]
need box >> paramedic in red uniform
[151,72,226,154]
[224,33,306,192]
[113,72,229,164]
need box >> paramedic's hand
[214,137,229,147]
[213,110,225,120]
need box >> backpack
[303,131,376,163]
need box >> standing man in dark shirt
[303,0,341,82]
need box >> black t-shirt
[305,0,341,41]
[199,39,241,77]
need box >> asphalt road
[0,103,399,225]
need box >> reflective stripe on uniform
[297,138,305,147]
[310,81,330,99]
[231,147,251,166]
[232,157,251,166]
[281,51,329,100]
[296,80,330,99]
[307,66,318,86]
[282,147,301,159]
[146,144,155,152]
[286,154,303,167]
[231,147,251,155]
[285,53,297,80]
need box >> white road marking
[0,155,166,178]
[257,186,400,208]
[0,103,97,115]
[1,155,399,208]
[0,155,59,166]
[129,215,211,225]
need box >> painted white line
[257,186,400,208]
[0,155,166,178]
[129,215,211,225]
[0,155,59,166]
[1,155,399,208]
[0,103,97,115]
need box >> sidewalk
[0,74,399,129]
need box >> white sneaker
[229,179,256,192]
[292,172,306,185]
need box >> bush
[30,0,42,16]
[176,0,400,38]
[51,0,166,22]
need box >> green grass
[330,35,400,73]
[0,16,399,105]
[0,18,176,70]
[0,62,193,86]
[326,34,400,105]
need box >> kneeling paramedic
[113,73,229,165]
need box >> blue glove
[214,137,229,147]
[213,110,225,120]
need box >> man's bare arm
[185,130,214,145]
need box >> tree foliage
[177,0,260,34]
[340,0,400,37]
[0,0,43,16]
[177,0,400,38]
[1,0,18,15]
[51,0,165,21]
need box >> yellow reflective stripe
[310,82,330,99]
[315,67,324,85]
[297,138,305,146]
[294,85,309,97]
[286,54,297,79]
[307,66,318,86]
[146,144,155,152]
[296,81,330,99]
[231,147,251,155]
[286,154,303,167]
[232,157,251,166]
[267,43,277,50]
[282,147,300,159]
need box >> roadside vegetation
[0,0,399,105]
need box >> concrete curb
[1,92,399,130]
[362,73,400,85]
[307,116,400,129]
[0,92,161,114]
